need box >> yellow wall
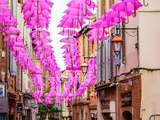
[61,70,69,117]
[77,29,97,99]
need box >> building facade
[96,0,160,120]
[72,26,98,120]
[0,20,8,120]
[1,0,38,120]
[61,70,72,120]
[139,0,160,119]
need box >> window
[18,0,23,4]
[88,41,93,57]
[108,38,112,80]
[82,35,87,57]
[97,42,102,81]
[9,53,17,76]
[100,0,106,15]
[102,41,107,81]
[97,40,107,81]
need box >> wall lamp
[143,0,149,7]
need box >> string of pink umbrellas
[58,0,97,102]
[0,0,143,104]
[88,0,143,41]
[57,0,143,102]
[22,0,62,104]
[0,0,44,103]
[22,0,96,104]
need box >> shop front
[96,83,116,120]
[8,92,17,120]
[0,97,8,120]
[23,93,34,120]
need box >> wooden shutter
[108,38,112,80]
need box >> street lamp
[112,34,123,57]
[81,61,90,101]
[112,34,123,80]
[143,0,149,7]
[81,62,88,76]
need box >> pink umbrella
[58,29,78,36]
[1,0,44,93]
[57,0,96,102]
[60,38,79,44]
[64,7,94,17]
[58,17,85,28]
[23,0,62,104]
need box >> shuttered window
[97,42,101,81]
[108,38,112,80]
[103,41,107,81]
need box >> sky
[49,0,69,71]
[48,0,97,71]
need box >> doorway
[123,111,132,120]
[0,113,7,120]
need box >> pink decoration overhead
[1,0,143,105]
[76,57,97,96]
[88,0,142,41]
[0,0,44,102]
[58,0,96,102]
[58,29,78,36]
[22,0,61,104]
[87,28,108,41]
[22,0,53,29]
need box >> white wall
[140,71,160,120]
[139,0,160,119]
[139,11,160,68]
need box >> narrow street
[0,0,160,120]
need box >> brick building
[95,0,141,120]
[116,74,141,120]
[95,0,160,120]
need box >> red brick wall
[117,75,141,120]
[132,76,141,120]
